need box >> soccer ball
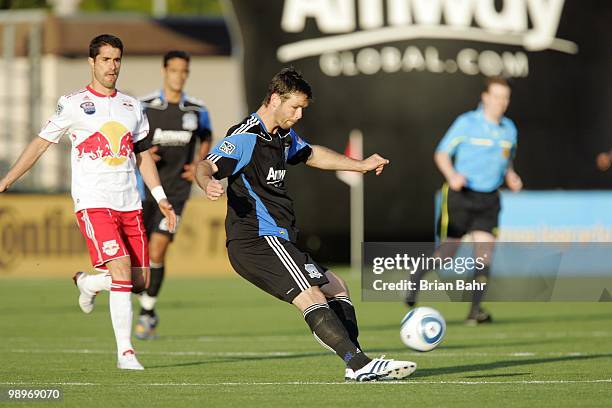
[400,307,446,351]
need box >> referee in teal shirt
[407,77,523,325]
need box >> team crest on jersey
[182,112,198,131]
[102,240,120,256]
[305,264,322,279]
[56,103,64,115]
[80,101,96,115]
[219,140,236,155]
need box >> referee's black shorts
[438,185,501,239]
[227,235,329,303]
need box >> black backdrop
[226,0,612,262]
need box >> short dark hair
[262,67,313,105]
[89,34,123,59]
[163,50,190,67]
[484,76,511,93]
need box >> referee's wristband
[150,186,167,203]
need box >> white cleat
[117,349,144,370]
[72,271,97,314]
[353,356,417,382]
[345,368,355,381]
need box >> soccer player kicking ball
[195,68,416,382]
[0,34,176,370]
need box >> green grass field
[1,271,611,407]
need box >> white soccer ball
[400,306,446,351]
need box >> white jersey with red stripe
[39,86,149,212]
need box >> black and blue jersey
[206,113,312,243]
[140,90,212,202]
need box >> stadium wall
[0,195,233,277]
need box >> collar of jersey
[475,104,505,128]
[159,89,186,105]
[87,85,117,98]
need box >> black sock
[470,265,490,313]
[147,264,165,297]
[139,264,164,317]
[303,304,371,371]
[327,296,361,350]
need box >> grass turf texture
[1,271,611,407]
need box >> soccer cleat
[353,356,417,382]
[345,368,355,381]
[72,271,97,314]
[404,291,417,308]
[117,349,144,370]
[465,308,493,326]
[135,314,158,340]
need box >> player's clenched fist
[448,172,467,191]
[206,179,225,200]
[362,153,390,175]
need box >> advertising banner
[0,195,232,277]
[226,1,612,260]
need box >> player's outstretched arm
[434,151,466,191]
[0,137,52,192]
[137,149,177,232]
[195,160,224,201]
[306,145,389,175]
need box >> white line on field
[3,331,611,343]
[6,349,606,358]
[7,349,298,357]
[0,379,610,386]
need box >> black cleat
[404,290,418,308]
[465,309,492,326]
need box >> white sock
[86,272,111,292]
[139,293,157,311]
[110,280,134,355]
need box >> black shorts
[227,236,329,303]
[438,185,500,239]
[142,199,186,241]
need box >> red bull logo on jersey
[75,121,133,166]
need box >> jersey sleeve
[196,107,212,143]
[509,120,518,159]
[206,133,256,179]
[286,129,312,165]
[133,99,150,143]
[436,115,468,156]
[38,96,73,143]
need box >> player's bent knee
[106,258,132,281]
[292,286,327,311]
[321,271,350,298]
